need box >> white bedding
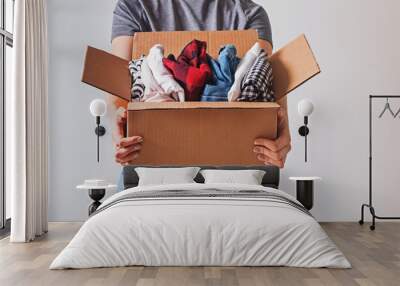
[50,183,351,269]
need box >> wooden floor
[0,222,399,286]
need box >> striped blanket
[92,189,311,217]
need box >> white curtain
[10,0,49,242]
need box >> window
[0,0,14,233]
[5,0,13,33]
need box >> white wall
[48,0,119,221]
[260,0,400,221]
[48,0,400,222]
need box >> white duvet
[50,183,350,269]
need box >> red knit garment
[163,40,212,101]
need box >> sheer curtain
[10,0,49,242]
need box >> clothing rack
[359,95,400,230]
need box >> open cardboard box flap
[81,30,320,165]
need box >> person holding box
[109,0,292,169]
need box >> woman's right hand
[114,108,143,165]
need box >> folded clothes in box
[81,30,320,165]
[129,39,273,103]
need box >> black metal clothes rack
[359,95,400,230]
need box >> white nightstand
[289,177,321,210]
[77,180,117,215]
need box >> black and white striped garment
[128,56,145,102]
[237,51,275,102]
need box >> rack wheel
[358,220,364,225]
[370,225,375,231]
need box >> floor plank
[0,222,399,286]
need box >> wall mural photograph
[0,1,400,285]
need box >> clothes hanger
[378,98,396,118]
[394,106,400,118]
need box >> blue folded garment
[201,45,240,102]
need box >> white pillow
[135,167,200,186]
[200,169,266,185]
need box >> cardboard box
[81,30,320,166]
[128,102,279,166]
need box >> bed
[50,166,350,269]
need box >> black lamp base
[95,126,106,137]
[298,126,310,137]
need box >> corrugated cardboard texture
[271,35,320,99]
[132,30,258,59]
[128,102,280,166]
[129,102,278,110]
[81,31,320,102]
[82,46,131,101]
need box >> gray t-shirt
[111,0,272,45]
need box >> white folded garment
[140,57,174,102]
[227,42,262,101]
[146,44,185,102]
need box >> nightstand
[289,177,321,210]
[77,180,117,215]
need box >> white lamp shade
[298,99,314,117]
[90,99,107,117]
